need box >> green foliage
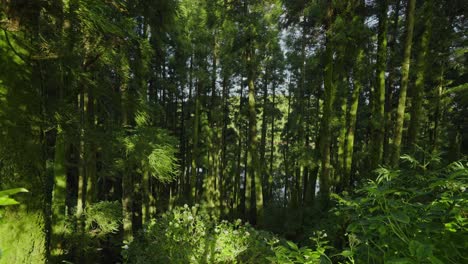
[50,201,123,262]
[0,188,28,260]
[85,201,122,238]
[124,205,278,263]
[0,188,28,206]
[267,231,332,264]
[0,210,46,264]
[119,126,179,183]
[330,156,468,263]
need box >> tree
[391,0,417,167]
[318,0,335,208]
[370,0,388,169]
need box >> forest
[0,0,466,263]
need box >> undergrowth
[124,155,467,264]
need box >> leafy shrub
[0,188,30,262]
[125,156,467,264]
[50,201,123,263]
[85,200,122,237]
[0,188,28,207]
[268,156,467,264]
[267,231,333,264]
[124,205,278,263]
[331,158,468,263]
[0,210,46,264]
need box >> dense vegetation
[0,0,466,263]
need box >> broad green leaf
[340,250,353,257]
[286,241,299,251]
[416,243,432,258]
[0,197,20,206]
[429,256,444,264]
[409,240,419,256]
[0,188,28,197]
[391,211,410,224]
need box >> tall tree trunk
[336,71,348,190]
[86,84,96,205]
[260,70,269,203]
[430,68,444,153]
[407,0,433,148]
[370,0,388,170]
[383,0,401,164]
[190,81,201,203]
[284,92,292,208]
[244,0,263,225]
[318,0,335,209]
[297,19,307,205]
[236,76,245,218]
[247,55,263,224]
[344,49,364,185]
[220,74,230,216]
[121,64,133,242]
[268,83,276,202]
[76,85,87,262]
[391,0,416,167]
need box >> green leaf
[429,256,444,264]
[0,188,28,197]
[409,240,433,259]
[409,240,419,256]
[416,243,432,258]
[0,197,20,206]
[340,250,353,257]
[386,258,413,264]
[391,211,410,224]
[286,241,299,251]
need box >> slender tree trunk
[430,68,444,153]
[236,76,245,218]
[391,0,416,167]
[121,62,133,242]
[284,92,292,208]
[407,0,433,148]
[383,0,401,164]
[318,0,335,208]
[190,81,201,203]
[86,84,96,205]
[220,74,229,216]
[370,0,388,170]
[249,52,262,222]
[75,86,87,262]
[260,70,269,203]
[336,72,348,189]
[344,49,364,184]
[296,19,307,205]
[245,2,263,224]
[268,83,276,201]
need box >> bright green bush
[263,156,467,264]
[0,188,33,262]
[331,158,468,263]
[125,156,467,264]
[50,201,123,263]
[124,205,278,263]
[85,200,122,238]
[0,188,28,206]
[0,210,46,264]
[267,231,333,264]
